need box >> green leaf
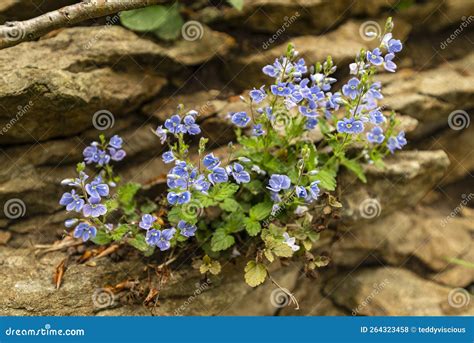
[210,183,239,201]
[120,5,171,32]
[140,200,157,214]
[110,224,130,241]
[243,217,261,236]
[315,168,337,191]
[104,198,119,212]
[91,230,112,245]
[228,0,244,10]
[272,241,293,258]
[244,261,267,287]
[194,192,218,207]
[167,205,198,225]
[340,157,367,183]
[76,162,85,173]
[211,229,235,252]
[249,201,273,221]
[314,255,331,267]
[219,198,241,212]
[152,3,184,40]
[117,182,141,214]
[243,180,263,195]
[128,234,149,252]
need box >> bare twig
[0,0,165,50]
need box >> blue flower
[252,124,265,136]
[337,117,364,134]
[387,131,407,153]
[367,82,383,100]
[367,126,385,144]
[64,218,78,228]
[283,232,300,252]
[299,102,318,117]
[305,117,318,130]
[208,167,229,184]
[108,147,126,161]
[139,214,156,230]
[177,220,197,238]
[295,186,307,198]
[231,112,250,127]
[85,178,109,199]
[155,125,167,144]
[271,82,291,96]
[146,228,175,251]
[342,78,360,100]
[382,33,403,54]
[183,115,201,135]
[73,223,97,242]
[59,189,85,212]
[267,174,291,192]
[250,87,266,103]
[83,197,107,218]
[164,115,185,134]
[327,92,342,110]
[367,48,383,66]
[309,180,320,200]
[109,135,123,149]
[262,58,291,78]
[162,151,175,164]
[369,109,385,124]
[167,191,191,205]
[189,172,210,193]
[231,163,250,184]
[294,58,307,75]
[203,153,221,170]
[383,53,397,72]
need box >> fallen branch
[0,0,165,50]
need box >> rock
[378,53,474,139]
[227,20,411,89]
[332,207,473,284]
[341,150,450,223]
[325,267,473,315]
[0,25,235,144]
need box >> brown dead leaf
[95,244,119,259]
[53,258,68,290]
[143,288,159,305]
[114,280,139,291]
[77,250,94,263]
[0,231,11,245]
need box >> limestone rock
[325,267,473,316]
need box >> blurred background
[0,0,472,316]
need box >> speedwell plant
[59,19,406,287]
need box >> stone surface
[0,25,235,144]
[332,206,473,285]
[340,150,450,223]
[325,267,473,316]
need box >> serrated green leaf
[219,198,240,212]
[128,234,149,252]
[340,157,367,183]
[249,201,273,221]
[211,183,239,201]
[140,200,158,214]
[117,182,141,214]
[264,249,274,263]
[211,229,235,252]
[110,224,130,241]
[244,261,267,287]
[120,5,170,32]
[314,168,337,191]
[271,241,293,257]
[243,179,263,195]
[314,255,331,267]
[243,217,261,236]
[105,198,119,212]
[91,230,112,245]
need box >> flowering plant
[59,18,406,287]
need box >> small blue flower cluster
[267,174,320,204]
[59,135,126,242]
